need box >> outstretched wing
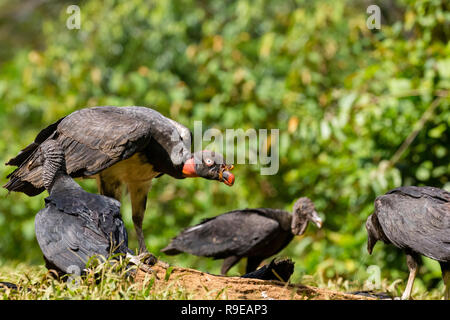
[162,210,281,258]
[376,186,450,262]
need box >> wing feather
[35,207,110,273]
[35,196,128,274]
[376,187,450,262]
[55,106,154,175]
[162,211,281,258]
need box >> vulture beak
[310,210,323,228]
[220,164,235,186]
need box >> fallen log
[134,261,373,300]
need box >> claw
[126,253,159,279]
[136,252,157,265]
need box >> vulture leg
[440,262,450,300]
[221,256,241,275]
[128,181,152,254]
[401,252,420,300]
[246,257,264,274]
[96,174,123,202]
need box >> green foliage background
[0,0,448,293]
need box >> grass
[300,274,444,300]
[0,252,443,300]
[0,257,446,300]
[0,256,190,300]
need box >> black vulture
[162,197,323,275]
[366,186,450,300]
[4,106,235,254]
[34,140,153,276]
[241,257,295,282]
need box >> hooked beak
[220,164,235,186]
[310,211,323,228]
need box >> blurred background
[0,0,448,294]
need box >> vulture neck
[143,143,191,179]
[259,209,293,231]
[48,171,82,194]
[291,212,309,235]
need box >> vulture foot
[126,253,158,278]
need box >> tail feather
[241,258,295,281]
[3,118,64,196]
[5,142,40,166]
[3,175,44,196]
[4,148,45,195]
[5,117,64,167]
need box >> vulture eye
[204,158,214,167]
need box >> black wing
[375,186,450,262]
[5,106,192,194]
[161,209,283,258]
[36,191,130,274]
[45,187,130,254]
[35,206,113,274]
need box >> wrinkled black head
[291,197,323,235]
[182,150,234,186]
[366,213,381,255]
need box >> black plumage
[4,106,235,254]
[366,186,450,300]
[34,141,132,276]
[348,291,392,300]
[241,257,295,282]
[162,197,323,275]
[36,176,130,276]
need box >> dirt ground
[135,261,373,300]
